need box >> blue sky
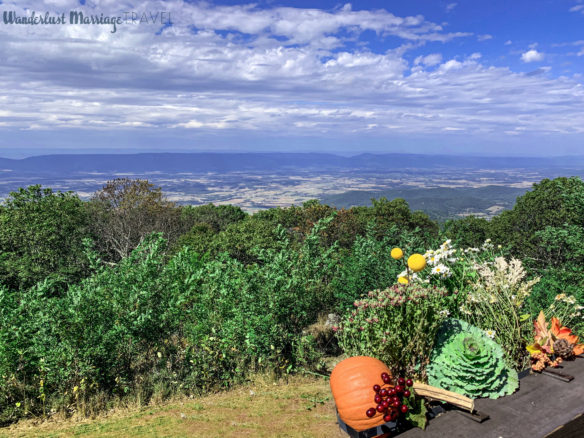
[0,0,583,157]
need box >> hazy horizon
[3,149,584,160]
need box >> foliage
[427,319,519,399]
[330,225,419,312]
[87,178,183,261]
[525,225,584,312]
[442,215,490,248]
[460,257,538,370]
[336,284,451,381]
[489,177,584,271]
[0,185,90,290]
[0,218,339,422]
[180,203,247,233]
[367,198,439,242]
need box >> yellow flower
[407,254,426,272]
[391,247,404,260]
[398,276,409,285]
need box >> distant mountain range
[1,152,584,174]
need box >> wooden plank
[412,382,475,412]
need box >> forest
[1,176,583,425]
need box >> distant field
[1,152,583,219]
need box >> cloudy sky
[0,0,583,157]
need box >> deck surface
[401,359,584,438]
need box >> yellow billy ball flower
[407,254,426,272]
[390,247,404,260]
[397,276,409,285]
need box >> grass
[1,375,346,438]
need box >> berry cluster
[365,373,414,423]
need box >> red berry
[392,396,400,403]
[406,379,413,387]
[388,388,396,396]
[395,385,403,393]
[390,409,399,420]
[374,394,382,404]
[366,408,376,418]
[398,377,405,386]
[400,405,409,414]
[379,389,388,397]
[382,375,391,384]
[376,404,385,413]
[382,400,389,408]
[381,372,389,380]
[383,413,392,422]
[373,384,381,393]
[403,390,411,398]
[392,400,401,408]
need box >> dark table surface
[401,359,584,438]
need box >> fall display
[526,311,584,371]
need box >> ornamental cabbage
[427,319,518,399]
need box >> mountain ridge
[1,152,584,174]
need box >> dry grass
[1,375,346,438]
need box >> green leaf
[406,398,427,430]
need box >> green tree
[443,216,490,248]
[0,185,90,290]
[488,177,584,308]
[489,177,584,264]
[180,204,247,233]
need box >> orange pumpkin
[330,356,394,432]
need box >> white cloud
[414,53,443,66]
[0,0,581,142]
[570,4,584,13]
[478,34,493,41]
[504,40,512,45]
[446,3,457,12]
[521,49,544,62]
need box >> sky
[0,0,584,157]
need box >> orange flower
[550,317,584,356]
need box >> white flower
[485,329,496,339]
[439,310,450,317]
[431,264,451,278]
[431,264,446,275]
